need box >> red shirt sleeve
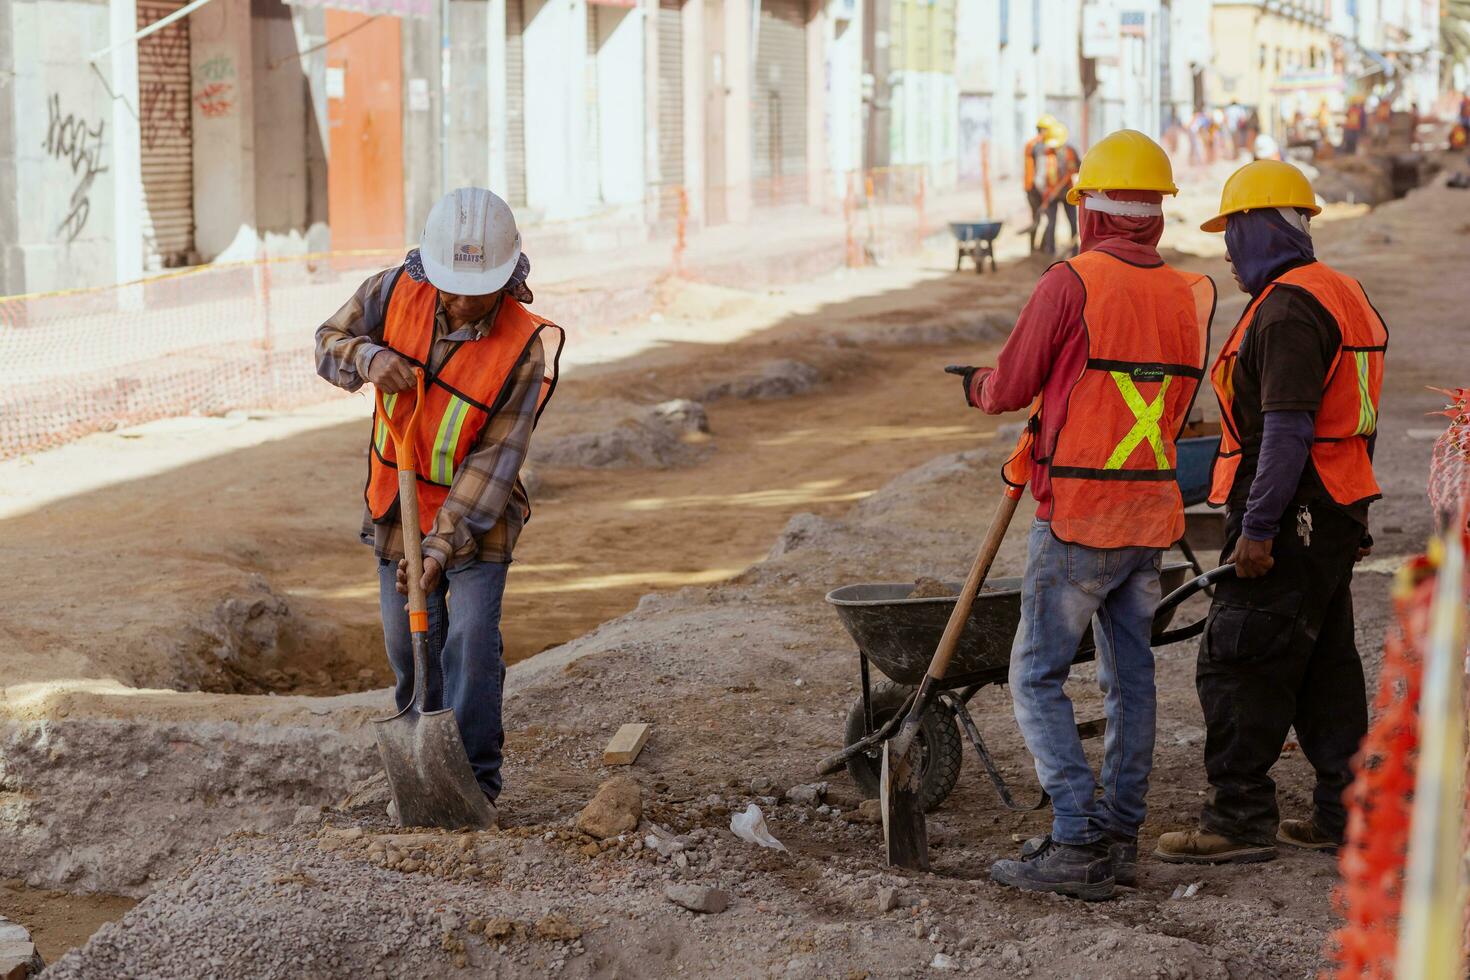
[972,263,1086,414]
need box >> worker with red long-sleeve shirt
[951,131,1216,901]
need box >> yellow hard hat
[1200,159,1320,233]
[1066,129,1177,206]
[1036,113,1060,133]
[1044,123,1069,149]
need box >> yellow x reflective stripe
[1105,372,1172,470]
[374,392,398,456]
[1352,351,1377,436]
[429,395,473,484]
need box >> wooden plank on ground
[603,723,651,766]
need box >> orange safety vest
[1003,251,1216,549]
[1208,261,1386,508]
[365,273,563,534]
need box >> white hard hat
[419,187,521,296]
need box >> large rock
[0,917,43,979]
[664,884,729,914]
[575,775,642,839]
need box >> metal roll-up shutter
[505,0,527,207]
[137,0,195,269]
[752,0,807,207]
[656,0,684,221]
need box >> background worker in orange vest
[1024,115,1080,256]
[953,131,1215,900]
[1342,97,1364,155]
[315,188,563,823]
[1156,161,1385,865]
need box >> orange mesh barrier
[1327,553,1434,978]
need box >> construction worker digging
[1157,161,1386,864]
[954,130,1216,900]
[315,188,563,826]
[1024,115,1082,257]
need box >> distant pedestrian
[1342,98,1364,155]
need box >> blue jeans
[1008,520,1162,844]
[378,558,509,799]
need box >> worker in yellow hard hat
[1023,115,1080,255]
[952,130,1215,899]
[1157,160,1386,866]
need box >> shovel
[882,483,1024,870]
[372,369,498,831]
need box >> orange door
[326,11,405,250]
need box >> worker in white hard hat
[315,188,564,822]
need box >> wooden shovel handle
[926,484,1024,683]
[375,370,430,635]
[890,483,1023,760]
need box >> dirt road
[14,161,1470,975]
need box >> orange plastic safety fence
[0,251,400,461]
[1326,554,1438,979]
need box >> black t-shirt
[1226,274,1371,527]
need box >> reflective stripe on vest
[1207,261,1387,508]
[1106,370,1171,469]
[364,273,565,535]
[1004,252,1215,549]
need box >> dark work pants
[1196,501,1368,844]
[1026,188,1044,252]
[1040,197,1078,257]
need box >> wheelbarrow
[1176,431,1226,578]
[949,220,1003,274]
[815,563,1227,813]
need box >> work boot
[991,836,1115,902]
[1104,833,1139,887]
[1276,819,1341,852]
[1153,829,1276,865]
[1022,830,1138,886]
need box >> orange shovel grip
[374,369,427,471]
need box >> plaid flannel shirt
[315,262,546,568]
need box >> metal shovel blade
[881,739,929,871]
[374,703,497,831]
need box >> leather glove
[945,365,982,407]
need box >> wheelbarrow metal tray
[826,563,1194,687]
[949,220,1004,242]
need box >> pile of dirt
[1311,155,1395,205]
[530,399,712,470]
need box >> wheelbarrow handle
[1151,563,1236,647]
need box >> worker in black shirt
[1156,161,1387,864]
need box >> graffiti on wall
[138,15,191,150]
[43,94,108,244]
[194,83,234,118]
[193,55,235,118]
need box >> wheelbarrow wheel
[843,680,963,812]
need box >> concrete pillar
[523,0,586,221]
[0,0,19,293]
[594,3,645,208]
[804,0,824,206]
[487,0,508,195]
[721,0,750,222]
[190,0,257,262]
[680,0,704,226]
[449,0,490,190]
[402,13,438,239]
[2,0,132,293]
[109,0,143,285]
